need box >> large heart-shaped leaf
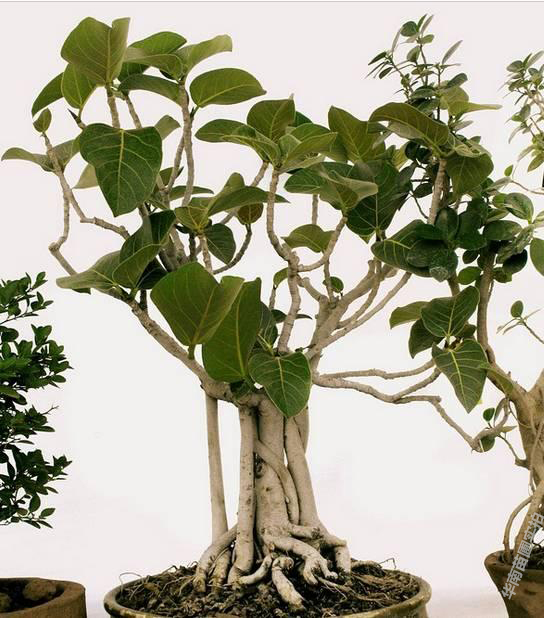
[113,211,175,288]
[248,351,311,418]
[61,64,97,110]
[446,153,493,196]
[530,237,544,276]
[372,220,430,276]
[195,119,248,142]
[346,161,408,237]
[57,252,121,292]
[290,123,347,162]
[190,68,265,107]
[247,99,295,141]
[280,133,337,170]
[370,102,452,153]
[32,73,63,117]
[432,340,488,412]
[328,106,381,162]
[421,286,479,339]
[150,262,243,347]
[80,123,162,216]
[202,279,262,382]
[61,17,130,84]
[283,224,332,253]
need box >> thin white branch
[324,360,435,380]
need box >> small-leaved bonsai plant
[4,14,517,617]
[0,272,75,613]
[362,15,544,618]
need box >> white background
[1,2,544,617]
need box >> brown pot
[0,578,86,618]
[104,573,431,618]
[485,551,544,618]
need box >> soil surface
[0,579,59,612]
[117,560,420,617]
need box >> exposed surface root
[117,559,420,617]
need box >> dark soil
[117,560,420,617]
[527,545,544,569]
[0,579,59,613]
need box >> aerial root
[334,545,352,573]
[209,550,231,592]
[267,536,337,585]
[271,556,304,611]
[193,526,237,594]
[238,555,274,586]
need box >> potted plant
[0,272,86,617]
[0,15,470,618]
[358,16,544,618]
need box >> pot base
[104,568,431,618]
[485,551,544,618]
[0,578,86,618]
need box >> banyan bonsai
[0,273,86,616]
[2,13,520,617]
[361,16,544,618]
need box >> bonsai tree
[0,272,70,529]
[3,15,503,615]
[359,15,544,615]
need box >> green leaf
[433,340,488,412]
[530,237,544,275]
[113,211,175,288]
[190,68,265,107]
[176,34,232,74]
[237,203,263,224]
[150,262,243,347]
[119,31,187,80]
[32,73,63,117]
[370,102,452,153]
[248,351,311,418]
[447,101,501,116]
[123,46,185,79]
[409,319,442,357]
[318,168,378,211]
[61,17,130,84]
[273,268,288,288]
[2,139,79,172]
[328,106,381,162]
[458,266,480,285]
[118,74,181,103]
[196,120,281,164]
[446,153,493,195]
[421,286,480,339]
[283,224,332,253]
[33,109,51,133]
[80,123,162,216]
[390,301,427,328]
[372,220,430,276]
[202,279,262,382]
[284,168,326,194]
[483,220,522,241]
[511,300,524,318]
[57,252,121,292]
[281,132,337,169]
[155,115,181,140]
[174,202,210,231]
[503,193,534,221]
[61,64,97,110]
[208,186,287,216]
[346,161,408,237]
[195,119,247,142]
[247,98,295,141]
[205,224,236,264]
